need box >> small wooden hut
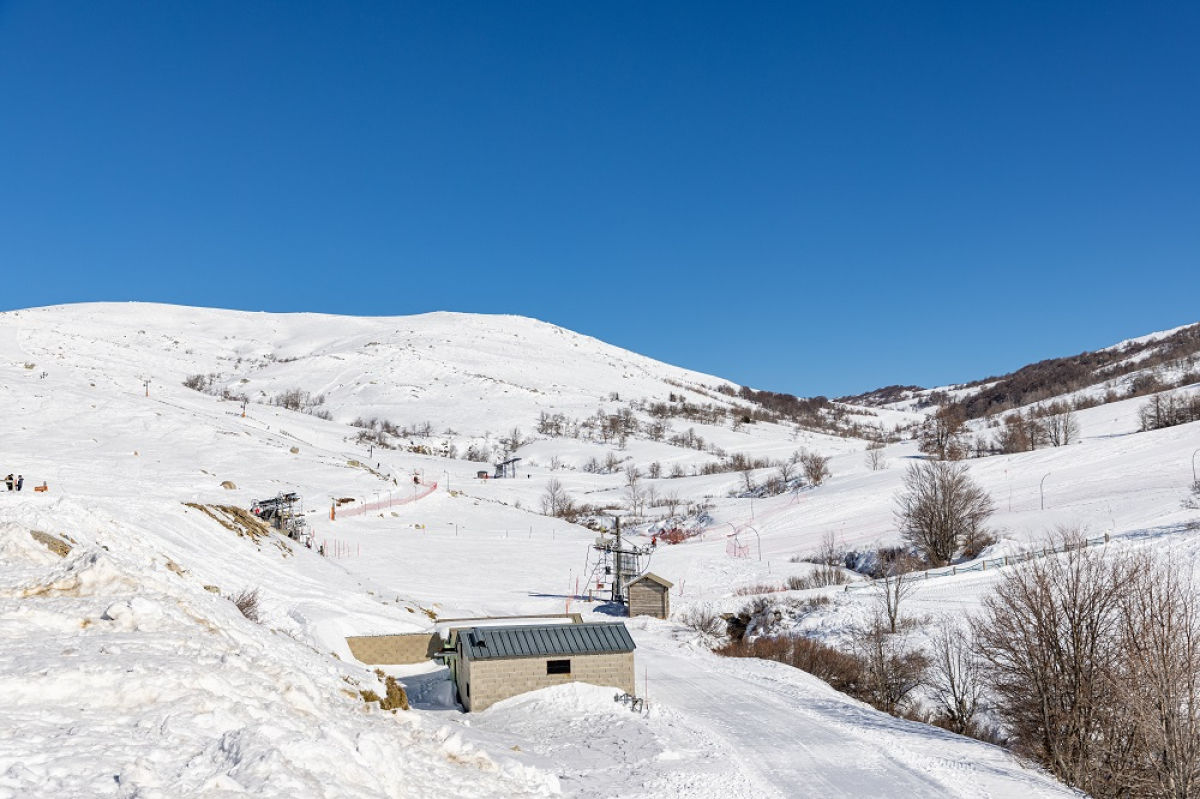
[627,572,673,619]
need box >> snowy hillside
[4,301,1197,797]
[5,302,746,437]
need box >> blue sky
[1,2,1197,397]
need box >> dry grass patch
[29,530,72,558]
[184,503,291,556]
[361,671,410,712]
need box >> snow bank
[0,517,558,798]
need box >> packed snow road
[632,629,1076,799]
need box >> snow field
[4,302,1196,797]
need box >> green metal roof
[458,622,636,661]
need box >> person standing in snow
[4,474,12,491]
[16,476,23,491]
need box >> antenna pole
[613,516,623,605]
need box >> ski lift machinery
[251,491,310,542]
[583,516,653,605]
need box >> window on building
[546,659,571,675]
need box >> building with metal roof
[452,622,637,711]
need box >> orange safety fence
[331,481,438,520]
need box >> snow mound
[9,549,139,599]
[0,514,559,798]
[0,523,62,567]
[485,682,632,717]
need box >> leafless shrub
[183,373,214,392]
[793,532,851,588]
[854,611,928,716]
[271,388,326,414]
[734,583,785,596]
[228,588,262,623]
[1183,480,1200,511]
[864,440,887,470]
[717,635,873,707]
[799,450,832,486]
[675,606,726,640]
[465,444,492,462]
[786,570,852,591]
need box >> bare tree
[623,484,645,518]
[624,464,640,488]
[644,485,659,513]
[806,532,847,588]
[975,538,1200,797]
[647,460,663,479]
[864,440,887,471]
[854,611,928,716]
[927,619,983,735]
[996,410,1044,454]
[1138,391,1200,432]
[875,551,919,634]
[895,460,994,566]
[1183,480,1200,511]
[799,450,832,486]
[741,464,756,494]
[1115,554,1200,798]
[662,490,682,519]
[776,457,797,485]
[918,405,968,460]
[1038,403,1080,447]
[972,529,1133,795]
[540,478,575,518]
[623,465,644,517]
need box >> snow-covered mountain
[8,302,744,433]
[3,302,1197,798]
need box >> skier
[16,475,23,491]
[4,474,12,491]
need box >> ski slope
[3,301,1196,798]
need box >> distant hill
[840,322,1200,419]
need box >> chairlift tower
[251,491,309,543]
[584,516,652,605]
[493,457,521,478]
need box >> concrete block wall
[346,633,439,665]
[463,652,635,711]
